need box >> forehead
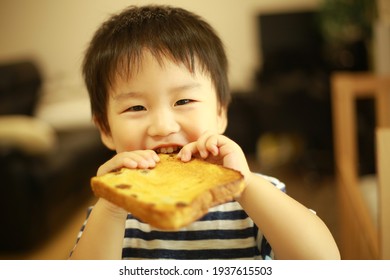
[110,50,210,91]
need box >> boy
[70,5,340,260]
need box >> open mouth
[154,146,182,154]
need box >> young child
[70,5,340,260]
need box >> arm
[69,150,160,260]
[237,173,340,259]
[179,132,340,260]
[69,198,127,260]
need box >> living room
[0,0,388,260]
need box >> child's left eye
[175,99,193,106]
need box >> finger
[178,133,221,161]
[196,132,216,158]
[97,153,132,176]
[124,150,160,169]
[97,150,159,176]
[204,134,220,156]
[177,142,197,162]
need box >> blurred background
[0,0,389,259]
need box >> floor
[0,157,339,260]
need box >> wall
[374,0,390,74]
[0,0,319,101]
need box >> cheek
[182,111,221,139]
[109,122,142,152]
[114,136,135,152]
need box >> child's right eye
[126,105,146,112]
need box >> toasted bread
[90,153,245,229]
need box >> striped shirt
[75,175,285,260]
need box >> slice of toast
[90,153,245,229]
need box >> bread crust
[91,154,245,229]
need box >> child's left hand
[177,132,251,179]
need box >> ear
[93,117,116,151]
[217,106,228,134]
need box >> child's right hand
[94,150,160,215]
[96,150,160,176]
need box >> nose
[147,108,180,137]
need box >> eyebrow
[112,91,143,101]
[112,83,202,101]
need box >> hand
[96,150,160,176]
[178,132,251,179]
[95,150,160,215]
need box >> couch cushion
[0,115,57,155]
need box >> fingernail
[181,152,190,162]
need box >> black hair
[83,5,229,133]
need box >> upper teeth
[157,147,179,154]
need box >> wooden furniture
[377,128,390,259]
[331,72,390,259]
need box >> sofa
[0,61,112,252]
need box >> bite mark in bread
[90,154,245,229]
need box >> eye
[126,105,146,112]
[175,99,193,106]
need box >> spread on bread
[90,153,245,229]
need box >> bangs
[110,48,213,91]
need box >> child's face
[100,51,227,153]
